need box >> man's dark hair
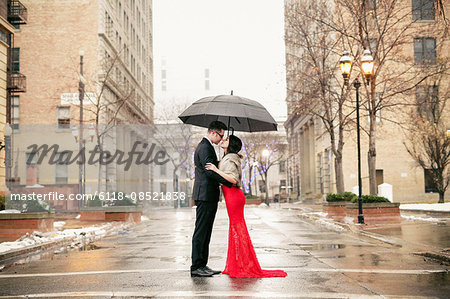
[208,121,227,132]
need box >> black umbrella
[178,94,277,133]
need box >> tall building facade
[0,0,27,195]
[5,0,154,207]
[284,0,449,203]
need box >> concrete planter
[245,199,262,205]
[323,202,348,221]
[0,212,55,242]
[105,206,143,223]
[80,207,106,221]
[346,202,401,224]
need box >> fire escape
[7,0,27,97]
[5,0,27,188]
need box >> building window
[55,152,69,184]
[424,169,438,193]
[57,106,70,129]
[26,152,39,185]
[11,95,19,130]
[279,179,286,192]
[160,163,166,176]
[160,182,167,193]
[376,169,384,186]
[12,48,20,71]
[414,37,436,65]
[416,85,439,119]
[279,160,286,173]
[258,180,266,193]
[412,0,435,21]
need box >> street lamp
[339,51,352,85]
[340,49,374,225]
[361,49,374,85]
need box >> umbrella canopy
[178,95,277,132]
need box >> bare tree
[242,132,287,205]
[152,103,193,208]
[287,0,448,194]
[404,72,450,203]
[285,0,354,193]
[82,49,149,194]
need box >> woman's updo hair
[227,135,243,157]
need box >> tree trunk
[173,168,178,208]
[334,155,345,193]
[438,191,445,203]
[264,172,270,206]
[248,166,253,195]
[368,83,378,195]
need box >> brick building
[0,0,27,196]
[5,0,154,208]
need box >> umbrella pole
[227,116,231,136]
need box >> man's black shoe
[203,266,221,275]
[191,268,213,277]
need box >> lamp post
[78,50,85,196]
[340,49,374,225]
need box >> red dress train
[221,185,287,278]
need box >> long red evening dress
[221,185,287,278]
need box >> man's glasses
[215,131,224,139]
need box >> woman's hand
[205,162,218,172]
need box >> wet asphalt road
[0,205,448,298]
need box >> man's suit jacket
[192,138,233,202]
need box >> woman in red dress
[206,135,287,278]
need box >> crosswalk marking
[0,267,446,278]
[0,290,440,298]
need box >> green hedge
[326,192,390,203]
[0,195,5,210]
[5,194,50,212]
[351,194,390,203]
[109,192,137,206]
[86,196,103,207]
[245,194,259,200]
[326,192,356,202]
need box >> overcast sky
[153,0,287,120]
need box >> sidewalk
[280,201,450,264]
[0,214,141,267]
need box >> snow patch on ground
[0,209,21,214]
[141,215,150,222]
[303,212,327,217]
[401,215,442,222]
[0,222,133,254]
[316,218,345,232]
[53,221,66,229]
[400,203,450,211]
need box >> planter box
[0,212,55,242]
[105,206,143,223]
[245,199,262,205]
[346,202,401,224]
[323,202,347,222]
[80,207,106,221]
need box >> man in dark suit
[190,121,233,277]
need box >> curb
[0,236,76,265]
[0,221,136,266]
[414,250,450,264]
